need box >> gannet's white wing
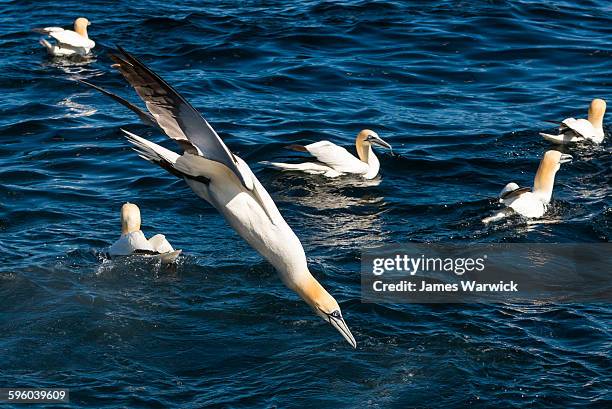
[540,117,594,144]
[109,236,134,256]
[507,192,546,218]
[296,141,369,174]
[148,234,174,253]
[562,118,596,138]
[109,47,253,191]
[500,185,531,203]
[49,29,95,49]
[109,231,155,256]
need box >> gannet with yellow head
[264,129,392,179]
[540,99,606,144]
[482,150,572,223]
[83,47,356,348]
[110,202,179,261]
[35,17,95,57]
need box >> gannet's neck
[532,159,558,204]
[121,203,141,234]
[292,271,331,311]
[363,146,380,179]
[356,139,380,178]
[356,139,369,163]
[588,113,604,132]
[588,98,606,132]
[74,21,89,38]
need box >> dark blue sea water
[1,0,611,407]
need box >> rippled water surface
[1,0,611,407]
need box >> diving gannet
[109,203,180,262]
[264,130,392,179]
[482,150,572,223]
[34,17,95,57]
[84,47,356,348]
[540,99,606,144]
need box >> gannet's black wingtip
[76,79,94,87]
[116,45,135,61]
[285,144,308,152]
[79,80,158,127]
[109,45,128,60]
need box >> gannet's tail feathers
[482,208,515,224]
[79,80,157,127]
[260,161,343,177]
[539,132,582,145]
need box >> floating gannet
[264,130,392,179]
[540,99,606,144]
[109,203,181,262]
[84,47,356,348]
[482,150,572,223]
[34,17,95,57]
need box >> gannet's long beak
[368,135,392,150]
[326,310,357,348]
[559,153,573,164]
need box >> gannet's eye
[329,310,342,319]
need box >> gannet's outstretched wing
[109,46,253,190]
